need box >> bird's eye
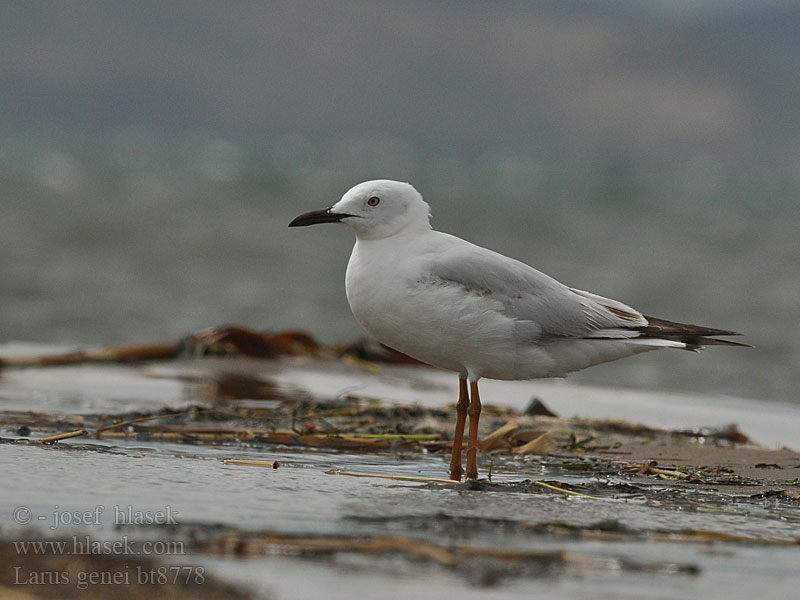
[367,196,380,207]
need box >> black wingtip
[639,315,751,349]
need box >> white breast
[344,235,555,380]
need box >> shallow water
[2,351,800,598]
[2,437,799,600]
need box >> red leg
[448,378,469,481]
[465,380,482,480]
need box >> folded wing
[426,237,747,350]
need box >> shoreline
[2,344,799,598]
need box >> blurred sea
[2,130,798,406]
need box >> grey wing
[425,238,647,341]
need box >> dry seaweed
[0,325,427,370]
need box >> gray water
[2,353,800,599]
[2,131,799,404]
[4,438,799,600]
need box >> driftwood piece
[35,429,89,444]
[221,458,280,469]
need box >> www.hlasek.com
[14,536,184,557]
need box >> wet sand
[1,342,799,599]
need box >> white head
[289,180,432,240]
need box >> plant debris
[188,526,701,585]
[2,379,798,495]
[0,325,427,370]
[2,342,799,596]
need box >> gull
[289,180,748,481]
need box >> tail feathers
[638,316,751,350]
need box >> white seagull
[289,180,748,481]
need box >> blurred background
[1,1,798,404]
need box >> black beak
[288,207,353,227]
